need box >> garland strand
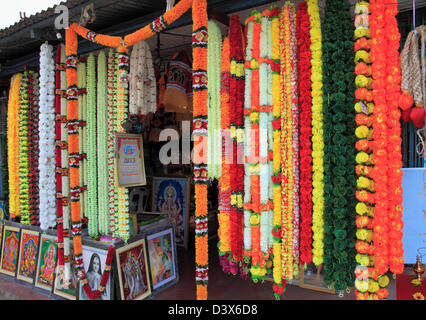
[87,52,98,238]
[192,0,209,300]
[296,1,313,266]
[97,50,109,235]
[7,73,22,219]
[77,58,87,219]
[322,0,356,292]
[307,0,325,267]
[207,20,222,180]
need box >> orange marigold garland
[192,0,209,301]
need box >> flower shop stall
[0,0,424,301]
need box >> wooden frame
[115,238,151,300]
[16,228,40,284]
[0,224,20,277]
[77,243,114,300]
[151,175,191,249]
[34,234,58,292]
[115,133,146,187]
[145,221,179,294]
[299,262,336,294]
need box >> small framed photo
[78,244,114,300]
[116,238,151,300]
[300,263,336,294]
[152,175,191,249]
[147,227,178,292]
[16,229,40,284]
[34,234,58,292]
[0,224,20,277]
[53,242,79,300]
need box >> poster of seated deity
[35,234,58,291]
[16,229,40,283]
[0,225,20,277]
[152,176,190,249]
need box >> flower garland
[69,0,192,49]
[270,5,285,299]
[307,0,325,268]
[279,3,295,280]
[321,0,357,292]
[86,52,98,238]
[192,0,209,300]
[296,1,313,266]
[77,58,87,220]
[107,48,118,238]
[97,50,109,235]
[207,20,222,180]
[218,36,232,271]
[229,14,245,265]
[7,73,22,219]
[116,50,130,242]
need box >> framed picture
[53,243,79,300]
[115,133,146,187]
[152,175,190,248]
[300,262,336,294]
[34,234,58,291]
[0,201,6,221]
[116,238,151,300]
[16,229,40,283]
[0,224,20,277]
[0,221,3,253]
[147,227,177,292]
[78,244,114,300]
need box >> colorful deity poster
[0,225,20,277]
[35,234,58,291]
[17,229,39,283]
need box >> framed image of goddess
[53,244,79,300]
[0,225,20,277]
[78,245,113,300]
[16,229,39,283]
[152,175,190,248]
[35,234,58,291]
[116,238,151,300]
[147,227,177,291]
[300,262,336,294]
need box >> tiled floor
[0,235,402,300]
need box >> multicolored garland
[7,73,22,219]
[97,50,109,235]
[207,20,222,180]
[296,1,313,266]
[192,0,209,300]
[307,0,325,268]
[39,43,56,230]
[77,57,87,220]
[87,52,98,238]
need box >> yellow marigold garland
[307,0,325,267]
[7,73,22,218]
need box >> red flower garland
[296,1,313,265]
[229,14,245,263]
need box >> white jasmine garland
[38,43,57,230]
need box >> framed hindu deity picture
[115,133,146,187]
[116,238,151,300]
[78,244,113,300]
[16,229,40,283]
[0,224,20,277]
[34,234,58,291]
[299,262,336,294]
[53,243,79,300]
[146,227,177,292]
[152,175,190,249]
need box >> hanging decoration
[7,73,22,219]
[322,0,357,292]
[307,0,325,268]
[296,1,313,266]
[129,40,156,115]
[207,20,222,180]
[87,52,98,238]
[218,36,232,273]
[192,0,209,300]
[97,50,109,235]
